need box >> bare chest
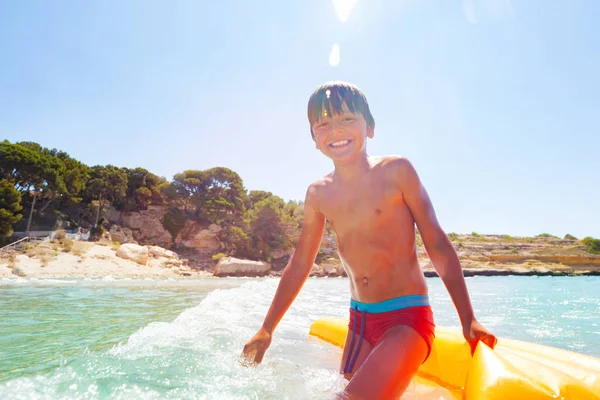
[320,182,403,235]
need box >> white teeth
[330,140,349,147]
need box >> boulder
[121,213,144,229]
[109,225,134,244]
[182,226,222,254]
[116,243,149,265]
[271,248,294,260]
[208,224,222,233]
[147,245,177,259]
[213,257,271,277]
[119,209,173,248]
[309,261,344,277]
[309,263,325,277]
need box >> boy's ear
[367,124,375,138]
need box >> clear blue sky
[1,1,598,238]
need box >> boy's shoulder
[374,154,411,167]
[374,155,417,175]
[303,173,335,210]
[374,155,422,190]
[306,174,333,196]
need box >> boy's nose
[331,119,344,132]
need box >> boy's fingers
[468,333,497,355]
[254,347,266,364]
[483,334,498,349]
[242,344,256,360]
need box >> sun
[332,0,358,22]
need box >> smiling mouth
[328,140,352,149]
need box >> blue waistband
[350,295,430,313]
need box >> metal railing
[1,230,89,254]
[0,236,36,252]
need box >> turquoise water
[0,276,598,399]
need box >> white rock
[213,257,271,277]
[147,245,177,259]
[116,243,148,265]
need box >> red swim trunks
[343,295,436,374]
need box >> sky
[1,0,598,239]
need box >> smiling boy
[242,81,497,399]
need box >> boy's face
[311,102,374,161]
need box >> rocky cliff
[105,206,600,277]
[418,234,600,276]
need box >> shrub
[71,241,88,256]
[582,237,600,254]
[564,234,578,240]
[161,207,187,244]
[26,245,51,259]
[536,233,558,239]
[54,230,67,241]
[212,252,227,261]
[59,237,74,252]
[89,226,105,241]
[447,233,459,242]
[41,255,52,266]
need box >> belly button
[362,277,369,285]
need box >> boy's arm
[395,157,497,353]
[242,184,326,363]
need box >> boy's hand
[241,327,272,365]
[463,319,498,355]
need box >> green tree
[172,167,248,223]
[85,165,127,227]
[245,195,298,261]
[115,167,166,211]
[247,190,273,208]
[161,207,188,245]
[198,167,247,223]
[54,151,89,206]
[29,148,88,213]
[159,181,185,206]
[0,141,47,192]
[0,179,23,237]
[0,141,66,233]
[172,170,210,212]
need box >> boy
[242,81,497,399]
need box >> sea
[0,276,598,399]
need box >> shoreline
[2,239,599,280]
[3,266,598,279]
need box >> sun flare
[329,44,340,67]
[332,0,358,22]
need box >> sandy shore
[0,241,207,279]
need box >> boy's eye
[343,117,355,122]
[316,122,329,128]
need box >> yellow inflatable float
[309,318,600,399]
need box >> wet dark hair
[307,81,375,139]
